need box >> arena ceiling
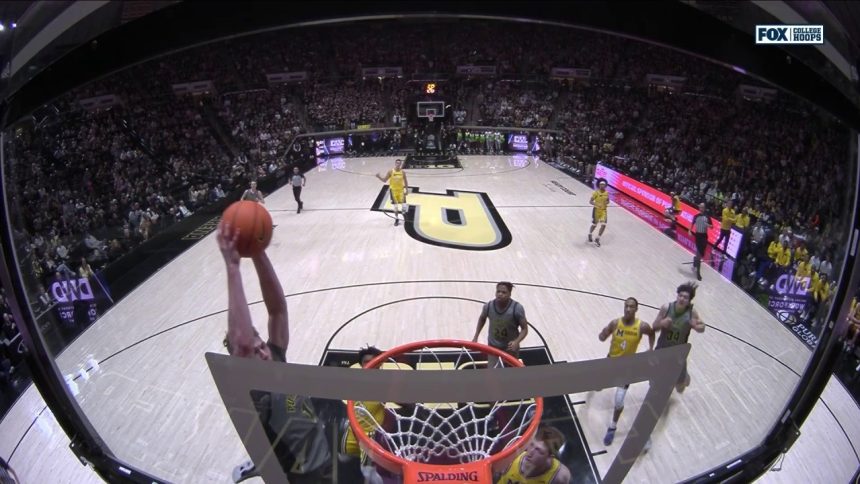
[823,1,860,55]
[0,1,33,55]
[2,1,860,128]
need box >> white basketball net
[353,345,539,465]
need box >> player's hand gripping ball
[220,201,273,257]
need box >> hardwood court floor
[1,155,858,483]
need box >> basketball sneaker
[232,460,258,483]
[677,373,691,393]
[394,218,400,226]
[588,234,593,243]
[595,238,601,247]
[603,427,616,446]
[643,438,652,453]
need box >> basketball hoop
[346,340,543,484]
[428,114,435,123]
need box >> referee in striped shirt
[690,202,710,281]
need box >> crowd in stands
[304,81,388,131]
[0,19,854,416]
[219,87,304,168]
[477,81,557,128]
[0,287,24,409]
[553,83,645,164]
[604,89,848,289]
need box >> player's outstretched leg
[604,386,626,445]
[596,223,606,247]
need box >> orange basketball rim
[346,339,544,484]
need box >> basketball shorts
[488,339,520,358]
[592,208,607,224]
[341,427,362,458]
[390,189,406,205]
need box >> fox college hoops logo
[756,25,824,44]
[372,186,512,251]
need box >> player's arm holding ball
[254,249,289,350]
[218,201,275,356]
[218,224,257,357]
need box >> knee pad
[614,387,627,411]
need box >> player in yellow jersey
[341,346,387,484]
[597,297,655,446]
[664,191,682,237]
[588,180,609,247]
[671,192,682,214]
[496,426,571,484]
[376,159,409,226]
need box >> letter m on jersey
[372,186,512,250]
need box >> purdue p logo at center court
[372,186,512,251]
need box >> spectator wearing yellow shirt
[810,272,834,327]
[801,271,822,321]
[756,236,782,282]
[794,244,809,263]
[767,238,782,261]
[714,200,736,253]
[844,296,860,353]
[810,270,821,292]
[775,240,792,271]
[766,241,792,290]
[813,274,834,303]
[735,207,752,256]
[795,256,813,283]
[747,206,762,225]
[735,208,750,231]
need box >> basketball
[220,201,273,257]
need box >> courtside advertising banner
[596,164,742,258]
